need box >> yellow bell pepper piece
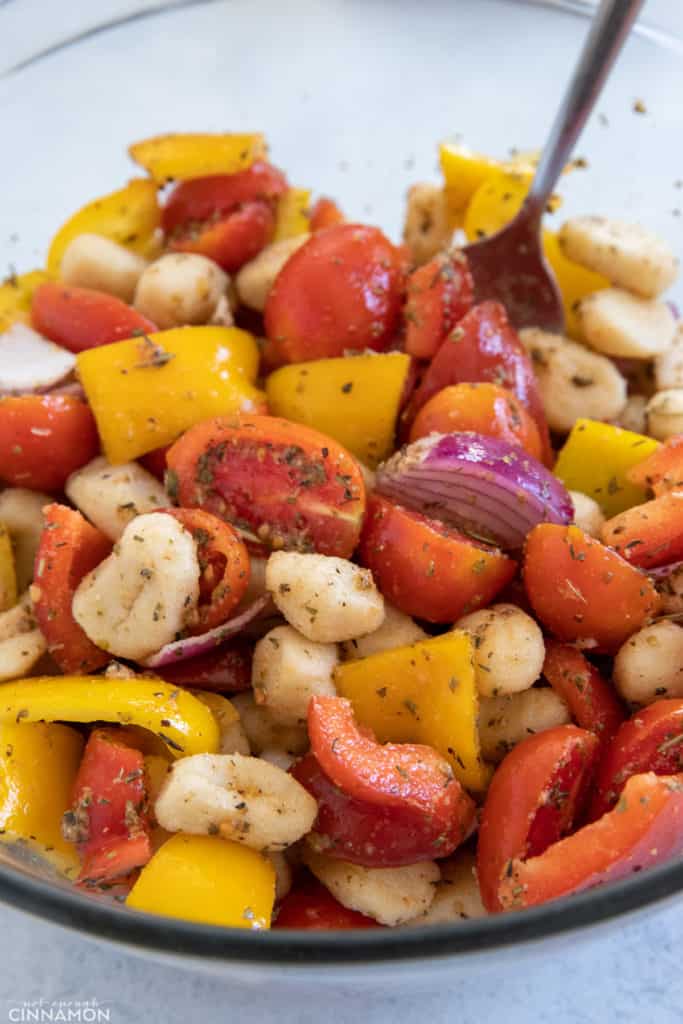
[334,632,490,792]
[439,143,504,218]
[0,676,219,759]
[0,524,17,613]
[273,188,311,241]
[127,834,275,928]
[0,269,54,334]
[194,691,239,731]
[47,179,161,274]
[76,326,265,465]
[542,232,609,339]
[554,419,660,517]
[128,133,267,184]
[266,352,411,469]
[0,721,83,876]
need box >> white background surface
[0,1,682,1021]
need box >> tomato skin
[33,504,112,674]
[152,638,253,693]
[264,224,405,363]
[403,252,473,360]
[358,494,515,622]
[169,200,275,272]
[161,163,288,234]
[602,493,683,570]
[476,725,600,912]
[292,753,475,867]
[32,282,156,353]
[543,641,626,747]
[309,197,345,232]
[68,729,152,885]
[627,435,683,497]
[274,878,382,929]
[167,414,366,559]
[523,524,660,653]
[590,700,683,820]
[498,771,683,911]
[0,395,99,491]
[161,507,250,632]
[402,301,551,462]
[409,382,543,460]
[139,444,171,481]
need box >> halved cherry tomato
[498,771,683,911]
[477,725,600,912]
[139,444,171,482]
[264,224,405,363]
[153,638,253,693]
[523,524,660,653]
[32,282,156,354]
[161,163,288,234]
[542,641,626,746]
[309,197,345,232]
[627,435,682,497]
[403,251,473,360]
[161,507,250,632]
[602,493,683,570]
[0,395,99,491]
[358,494,515,622]
[168,201,275,272]
[66,728,152,885]
[590,700,683,820]
[293,752,475,867]
[402,301,551,463]
[167,414,366,558]
[409,382,543,460]
[33,504,112,674]
[274,877,382,930]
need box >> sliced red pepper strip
[403,251,473,360]
[543,641,626,746]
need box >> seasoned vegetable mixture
[0,132,681,930]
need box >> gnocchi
[60,233,148,303]
[402,183,453,266]
[133,252,229,328]
[65,457,168,541]
[479,688,571,762]
[235,235,310,312]
[455,604,545,698]
[577,288,676,359]
[340,604,427,660]
[252,625,338,726]
[613,620,683,705]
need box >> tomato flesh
[543,641,625,747]
[32,282,156,353]
[161,163,288,234]
[309,197,345,231]
[602,492,683,570]
[274,878,381,930]
[403,251,473,360]
[169,200,275,272]
[0,395,99,491]
[627,435,683,496]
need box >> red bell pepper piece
[542,641,626,747]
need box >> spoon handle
[526,0,645,218]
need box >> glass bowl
[1,0,682,979]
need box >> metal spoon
[463,0,645,334]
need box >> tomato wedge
[498,772,683,911]
[264,224,405,363]
[358,494,515,622]
[161,508,250,632]
[627,435,682,497]
[65,728,152,885]
[32,282,156,353]
[403,251,473,360]
[168,201,275,272]
[152,638,253,693]
[161,163,288,234]
[293,752,475,867]
[309,197,345,232]
[590,700,683,820]
[602,492,683,570]
[543,641,626,746]
[167,414,366,558]
[523,524,660,653]
[33,504,112,674]
[0,395,99,491]
[476,725,600,912]
[274,878,382,930]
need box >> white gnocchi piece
[252,625,338,727]
[65,456,168,541]
[479,689,571,762]
[154,752,317,852]
[559,216,678,299]
[0,592,46,682]
[235,235,310,312]
[519,327,626,432]
[304,849,439,927]
[403,852,487,925]
[455,604,545,698]
[60,233,148,303]
[613,620,683,705]
[266,551,385,643]
[0,488,52,592]
[614,394,649,436]
[341,604,427,660]
[229,693,309,756]
[133,253,229,329]
[268,851,293,902]
[402,183,453,266]
[655,324,683,392]
[577,288,676,359]
[569,491,605,539]
[72,512,200,661]
[193,692,251,755]
[646,390,683,441]
[258,747,297,773]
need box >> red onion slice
[142,596,269,668]
[375,432,573,549]
[0,323,76,393]
[648,560,683,581]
